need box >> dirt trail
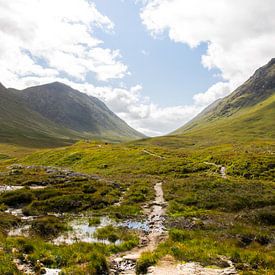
[142,150,165,159]
[110,182,167,274]
[110,181,238,275]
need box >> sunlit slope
[174,59,275,142]
[173,93,275,143]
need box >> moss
[0,213,20,234]
[88,217,101,226]
[94,225,137,244]
[0,189,34,207]
[30,216,67,238]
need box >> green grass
[0,213,21,234]
[0,62,274,273]
[175,88,275,144]
[30,216,67,238]
[136,252,159,274]
[0,108,274,273]
[88,217,101,226]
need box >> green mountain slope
[0,82,144,147]
[174,58,275,142]
[0,83,78,147]
[16,82,144,141]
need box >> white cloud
[68,82,202,136]
[0,0,203,137]
[193,82,231,107]
[2,0,274,136]
[0,0,127,86]
[141,0,275,95]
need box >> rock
[122,254,138,261]
[9,169,22,175]
[178,262,238,275]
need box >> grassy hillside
[0,60,274,273]
[16,82,144,142]
[0,84,79,147]
[173,93,275,145]
[175,58,275,139]
[0,82,144,147]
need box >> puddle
[5,208,23,216]
[5,208,38,221]
[52,216,121,245]
[29,185,47,190]
[119,220,149,232]
[5,208,150,245]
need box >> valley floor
[0,139,274,274]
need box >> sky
[0,0,275,136]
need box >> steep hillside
[0,83,77,147]
[0,82,144,147]
[17,82,144,141]
[174,59,275,141]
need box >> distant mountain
[0,82,144,147]
[174,59,275,141]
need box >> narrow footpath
[110,182,167,274]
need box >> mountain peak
[47,81,66,86]
[253,58,275,78]
[267,57,275,66]
[0,82,6,90]
[28,81,73,92]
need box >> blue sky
[93,0,221,106]
[1,0,274,135]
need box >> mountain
[0,83,78,147]
[173,59,275,142]
[17,82,144,141]
[0,82,144,147]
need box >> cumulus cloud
[193,82,232,107]
[0,0,205,136]
[0,0,127,87]
[141,0,275,96]
[65,81,202,136]
[2,0,274,136]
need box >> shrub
[169,229,187,242]
[0,189,34,207]
[0,213,20,233]
[94,225,119,243]
[136,252,157,274]
[87,252,109,274]
[31,216,67,238]
[255,209,275,225]
[83,184,97,194]
[88,217,101,226]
